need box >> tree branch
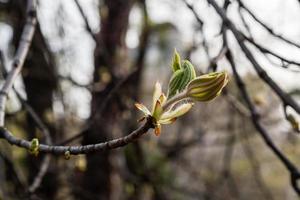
[0,0,37,126]
[205,0,300,114]
[225,41,300,196]
[0,117,154,155]
[73,0,98,44]
[237,0,300,49]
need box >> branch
[244,36,300,69]
[1,54,52,194]
[57,68,141,145]
[235,6,300,72]
[237,0,300,49]
[0,151,26,194]
[237,4,254,40]
[28,155,51,193]
[73,0,97,43]
[14,89,52,145]
[225,42,300,196]
[0,117,154,155]
[183,0,211,65]
[19,91,52,194]
[0,0,153,157]
[205,0,300,114]
[0,0,37,126]
[198,0,300,194]
[240,121,274,200]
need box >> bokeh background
[0,0,300,199]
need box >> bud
[186,71,228,101]
[29,138,39,156]
[172,49,181,72]
[64,151,71,160]
[167,60,196,98]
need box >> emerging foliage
[135,50,228,135]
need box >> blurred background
[0,0,300,199]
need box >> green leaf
[167,60,196,99]
[160,102,193,121]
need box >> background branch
[0,0,37,126]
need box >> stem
[162,91,188,110]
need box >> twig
[236,3,300,71]
[183,0,211,63]
[57,0,151,146]
[225,92,250,117]
[1,44,52,194]
[0,0,37,126]
[240,119,274,200]
[225,42,300,196]
[244,36,300,69]
[18,91,52,194]
[237,0,300,49]
[237,4,254,40]
[0,117,154,155]
[73,0,97,43]
[14,90,52,145]
[57,68,140,145]
[28,155,51,193]
[205,0,300,114]
[0,152,27,194]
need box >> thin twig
[244,36,300,69]
[18,91,52,194]
[183,0,211,63]
[0,0,37,126]
[73,0,97,43]
[240,118,274,200]
[0,152,27,194]
[238,0,300,49]
[225,41,300,196]
[28,155,51,193]
[57,68,140,145]
[205,0,300,114]
[0,44,52,194]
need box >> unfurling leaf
[135,103,151,116]
[172,49,181,72]
[135,51,228,136]
[167,60,196,99]
[160,103,193,120]
[152,82,163,113]
[187,71,228,102]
